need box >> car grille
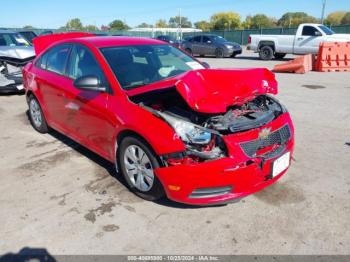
[240,125,291,158]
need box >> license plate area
[272,152,290,178]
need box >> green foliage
[194,20,211,31]
[249,14,276,29]
[278,12,318,27]
[341,12,350,25]
[325,11,347,26]
[155,19,168,28]
[65,18,83,30]
[109,20,130,30]
[23,25,36,29]
[210,12,241,30]
[168,16,192,28]
[84,25,99,32]
[137,23,153,28]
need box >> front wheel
[28,95,49,133]
[118,136,165,201]
[259,46,274,60]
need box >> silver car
[0,30,35,94]
[181,34,242,58]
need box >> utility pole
[321,0,326,24]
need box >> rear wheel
[274,53,287,59]
[28,95,49,133]
[215,48,224,58]
[118,136,165,201]
[259,46,274,60]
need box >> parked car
[17,30,38,44]
[0,30,35,94]
[156,35,182,48]
[181,34,242,58]
[248,23,350,60]
[23,35,294,205]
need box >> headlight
[158,112,212,145]
[225,44,234,49]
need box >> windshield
[101,44,204,90]
[0,33,30,47]
[318,25,335,35]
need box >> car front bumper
[155,113,294,205]
[224,47,242,57]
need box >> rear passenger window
[192,36,201,43]
[46,45,71,75]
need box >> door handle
[297,37,304,41]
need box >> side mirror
[314,31,322,36]
[202,62,210,69]
[206,40,212,44]
[73,75,106,92]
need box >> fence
[5,24,350,45]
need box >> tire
[259,45,274,60]
[274,53,287,59]
[118,136,165,201]
[185,48,193,56]
[28,94,49,133]
[215,48,224,58]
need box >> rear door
[34,44,72,130]
[63,44,115,157]
[294,25,323,54]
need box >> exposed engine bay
[130,87,286,161]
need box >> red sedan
[23,34,294,205]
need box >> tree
[341,12,350,25]
[155,19,168,28]
[65,18,83,31]
[210,12,241,30]
[84,25,99,32]
[194,20,211,31]
[23,25,35,29]
[169,16,192,28]
[249,14,276,29]
[241,15,253,29]
[325,11,346,26]
[109,19,130,30]
[137,22,153,28]
[101,25,110,31]
[278,12,318,27]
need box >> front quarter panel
[110,97,186,157]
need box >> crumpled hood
[0,46,35,60]
[127,68,278,114]
[175,68,277,113]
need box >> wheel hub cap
[30,99,42,127]
[123,145,154,192]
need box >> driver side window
[302,26,321,36]
[67,45,104,82]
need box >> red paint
[23,36,294,205]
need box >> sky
[1,0,349,29]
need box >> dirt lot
[0,50,349,255]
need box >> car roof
[66,36,166,48]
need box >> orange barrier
[315,42,350,72]
[273,54,313,74]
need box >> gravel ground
[0,49,349,255]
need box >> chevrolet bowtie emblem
[259,127,271,140]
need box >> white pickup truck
[247,23,350,60]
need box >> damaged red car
[23,35,294,205]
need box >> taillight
[248,36,251,44]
